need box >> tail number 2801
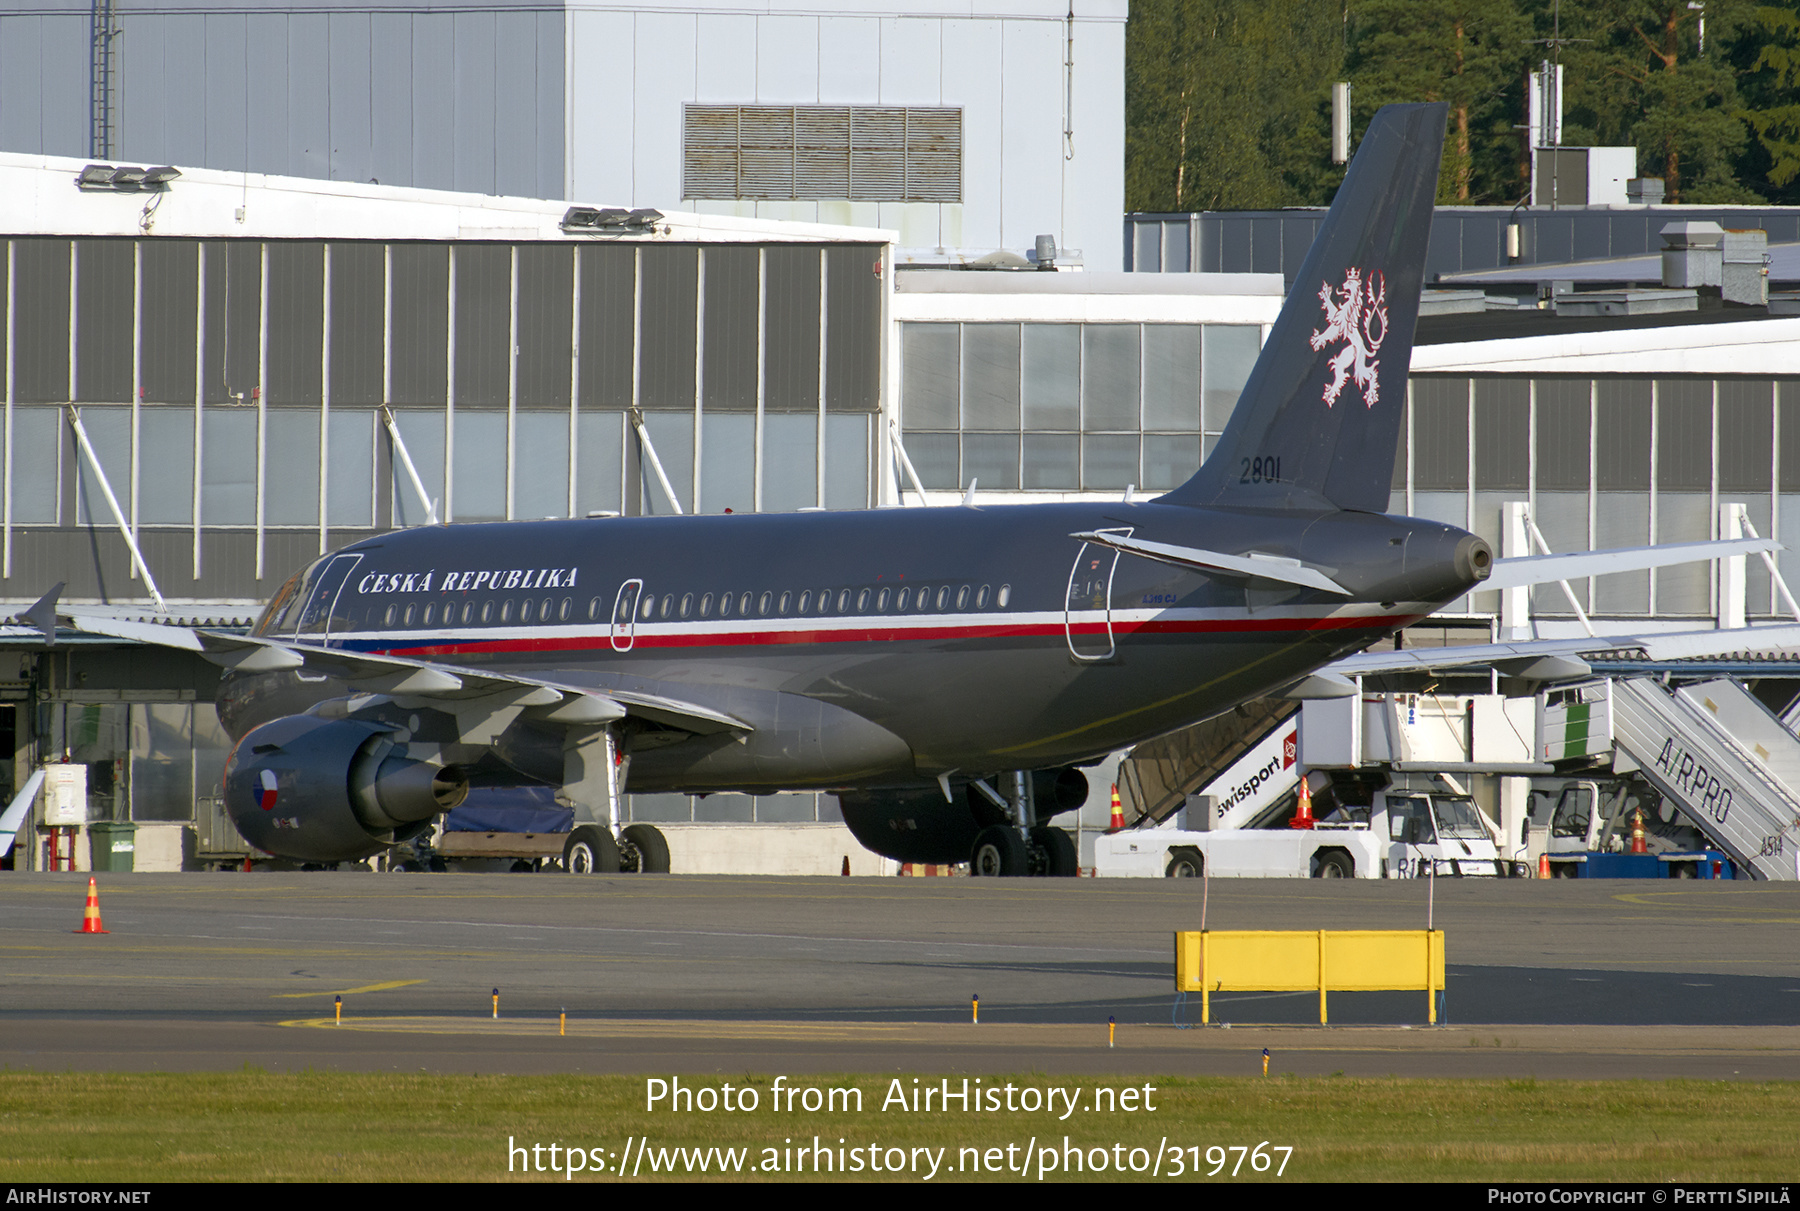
[1240,456,1283,484]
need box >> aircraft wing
[1485,538,1778,592]
[56,609,751,737]
[1327,622,1800,680]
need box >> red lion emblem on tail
[1307,268,1388,409]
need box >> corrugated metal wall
[0,0,564,199]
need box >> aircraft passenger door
[1065,528,1130,662]
[290,554,363,646]
[611,579,643,652]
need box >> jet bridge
[1543,678,1800,880]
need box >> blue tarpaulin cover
[443,785,573,834]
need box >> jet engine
[838,768,1089,865]
[223,714,469,862]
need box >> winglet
[21,583,63,646]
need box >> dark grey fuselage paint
[228,499,1487,793]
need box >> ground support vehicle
[1096,776,1516,879]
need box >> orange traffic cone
[1629,809,1648,855]
[76,876,108,934]
[1288,775,1316,830]
[1538,852,1550,879]
[1108,784,1124,832]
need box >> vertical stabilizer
[1161,103,1446,514]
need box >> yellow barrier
[1173,930,1445,1025]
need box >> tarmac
[5,871,1799,1078]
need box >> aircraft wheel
[1314,851,1353,879]
[970,826,1028,877]
[1165,848,1204,878]
[1031,826,1078,877]
[563,825,619,875]
[619,824,671,874]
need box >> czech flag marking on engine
[258,769,279,811]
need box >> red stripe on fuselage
[367,612,1420,660]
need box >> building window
[683,106,962,202]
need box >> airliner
[42,103,1779,876]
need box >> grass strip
[1,1071,1797,1182]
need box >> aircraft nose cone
[1456,535,1493,585]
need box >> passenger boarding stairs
[1115,698,1299,828]
[1545,678,1800,880]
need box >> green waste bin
[89,821,137,873]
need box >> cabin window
[739,592,754,615]
[462,601,476,625]
[936,586,950,611]
[856,588,871,611]
[976,584,990,608]
[997,584,1011,608]
[541,597,554,621]
[837,589,851,612]
[588,597,603,621]
[481,601,495,624]
[660,595,674,618]
[718,592,732,618]
[559,598,573,622]
[956,585,970,610]
[895,587,910,611]
[759,592,773,616]
[679,593,693,618]
[422,603,436,627]
[778,591,792,614]
[641,597,654,620]
[700,593,714,617]
[501,600,515,623]
[877,587,891,611]
[519,599,535,623]
[797,590,812,613]
[383,604,397,627]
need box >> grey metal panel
[452,243,509,406]
[411,14,457,192]
[1534,377,1590,491]
[453,10,498,195]
[702,245,758,411]
[328,243,384,406]
[1595,379,1652,490]
[763,246,822,412]
[13,238,71,403]
[329,11,375,186]
[1218,217,1250,274]
[75,239,133,402]
[203,13,249,175]
[576,245,634,411]
[493,10,540,198]
[535,10,564,201]
[959,323,1019,431]
[1473,378,1527,491]
[638,245,697,411]
[141,240,199,404]
[388,243,448,406]
[824,245,880,412]
[245,14,291,177]
[1249,217,1283,276]
[7,529,125,601]
[194,529,262,598]
[900,324,957,430]
[1657,379,1712,492]
[516,243,573,409]
[0,242,7,387]
[157,14,209,169]
[288,12,331,180]
[1781,383,1800,493]
[1410,376,1469,491]
[0,18,46,154]
[266,241,324,405]
[222,242,262,401]
[119,12,169,165]
[1719,379,1773,493]
[370,13,415,188]
[41,14,89,157]
[198,244,226,404]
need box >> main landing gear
[559,724,672,875]
[967,771,1080,877]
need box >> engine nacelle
[838,768,1090,865]
[224,714,469,862]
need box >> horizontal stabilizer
[1070,531,1350,595]
[1485,538,1779,592]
